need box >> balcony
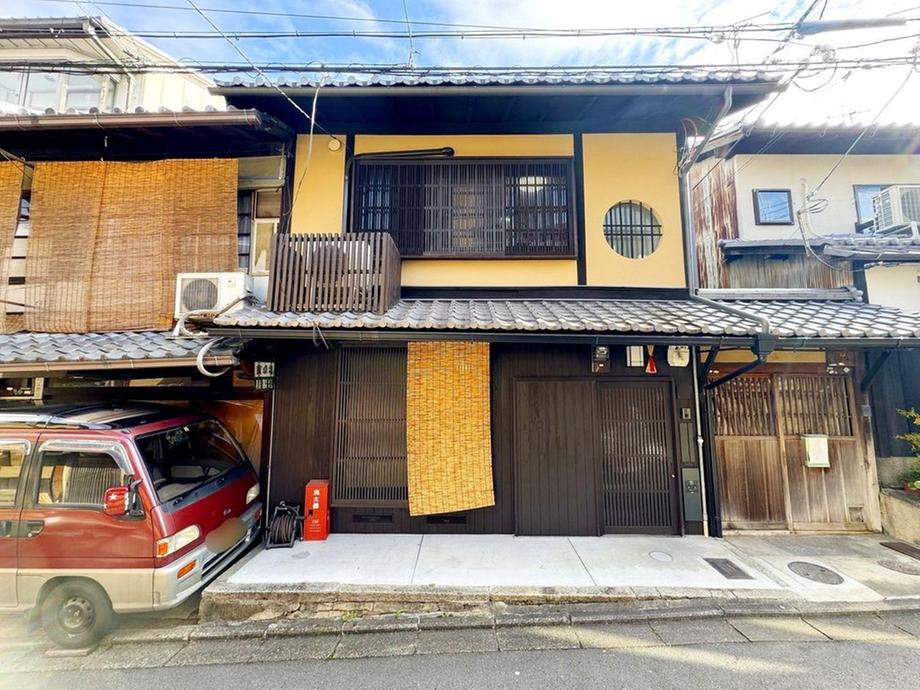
[267,232,401,315]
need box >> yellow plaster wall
[290,134,346,235]
[582,133,685,287]
[710,349,827,364]
[358,134,578,286]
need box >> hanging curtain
[0,162,25,333]
[24,159,238,333]
[406,341,495,516]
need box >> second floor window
[350,158,575,258]
[753,189,794,225]
[853,184,889,232]
[238,189,281,274]
[0,70,115,113]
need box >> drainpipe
[85,20,134,110]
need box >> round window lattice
[603,201,662,258]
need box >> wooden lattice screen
[0,162,24,332]
[23,159,237,333]
[778,375,853,437]
[711,376,775,436]
[331,347,408,507]
[267,232,401,314]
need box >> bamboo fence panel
[406,341,495,516]
[0,161,23,332]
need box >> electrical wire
[181,0,339,141]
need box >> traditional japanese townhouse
[0,107,294,476]
[690,120,920,532]
[205,73,920,539]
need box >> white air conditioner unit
[174,272,250,320]
[873,185,920,232]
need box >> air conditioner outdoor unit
[174,272,250,319]
[873,185,920,232]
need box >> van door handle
[23,520,44,538]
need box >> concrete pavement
[3,612,920,689]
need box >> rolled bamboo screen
[0,162,24,332]
[23,159,238,333]
[406,341,495,516]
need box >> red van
[0,404,262,647]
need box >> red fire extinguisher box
[304,479,330,541]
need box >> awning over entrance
[210,293,920,346]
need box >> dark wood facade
[267,342,703,536]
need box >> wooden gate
[597,381,679,534]
[513,380,600,536]
[712,372,870,531]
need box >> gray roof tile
[0,331,237,367]
[212,298,920,341]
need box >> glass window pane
[64,74,102,111]
[854,185,885,223]
[0,441,29,505]
[36,451,126,506]
[755,190,793,224]
[251,220,276,273]
[24,72,61,111]
[255,189,282,218]
[0,72,22,105]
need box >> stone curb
[104,597,920,646]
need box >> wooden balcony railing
[267,232,401,315]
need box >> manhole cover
[878,558,920,576]
[788,561,844,585]
[649,551,673,563]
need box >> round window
[603,201,662,258]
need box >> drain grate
[878,558,920,576]
[881,541,920,562]
[704,558,754,580]
[788,561,844,585]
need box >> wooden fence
[267,232,401,314]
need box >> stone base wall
[880,489,920,544]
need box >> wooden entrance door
[713,372,870,531]
[513,379,600,536]
[597,381,680,534]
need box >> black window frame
[348,156,577,259]
[752,188,795,225]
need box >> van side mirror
[103,486,130,517]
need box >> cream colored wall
[733,154,920,240]
[582,133,685,287]
[357,135,579,287]
[710,349,827,364]
[865,264,920,312]
[290,134,347,235]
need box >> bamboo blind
[23,159,238,333]
[406,341,495,516]
[0,162,24,332]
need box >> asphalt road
[4,637,920,690]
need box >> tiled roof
[0,331,238,369]
[720,237,920,261]
[212,298,920,341]
[218,68,777,90]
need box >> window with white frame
[0,70,115,113]
[853,184,889,232]
[237,189,281,275]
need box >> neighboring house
[192,73,920,539]
[0,16,223,114]
[690,121,920,530]
[0,106,292,475]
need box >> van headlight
[246,483,260,505]
[156,525,200,558]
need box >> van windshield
[136,420,245,503]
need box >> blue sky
[4,0,920,124]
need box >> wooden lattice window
[331,347,408,506]
[603,200,662,258]
[711,376,775,436]
[779,375,852,437]
[350,157,575,258]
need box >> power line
[34,0,802,34]
[2,55,917,75]
[181,0,337,140]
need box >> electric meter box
[802,434,830,468]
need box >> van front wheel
[41,581,114,649]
